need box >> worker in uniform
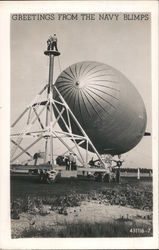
[50,34,58,51]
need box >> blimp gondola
[53,61,147,155]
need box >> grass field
[11,175,153,238]
[20,220,152,238]
[11,175,152,199]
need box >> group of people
[47,34,58,51]
[55,152,77,170]
[65,152,77,171]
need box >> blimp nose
[75,80,80,86]
[74,78,88,88]
[75,79,84,88]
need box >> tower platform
[44,50,60,56]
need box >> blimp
[53,61,147,156]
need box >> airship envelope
[54,61,147,155]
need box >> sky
[11,12,152,168]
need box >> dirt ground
[11,201,152,238]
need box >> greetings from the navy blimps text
[11,13,150,21]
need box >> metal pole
[48,54,54,94]
[49,54,54,167]
[44,104,49,163]
[86,139,88,163]
[27,107,32,125]
[44,52,55,165]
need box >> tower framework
[11,42,106,169]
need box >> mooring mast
[10,36,106,169]
[44,37,60,165]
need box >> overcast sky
[11,13,151,168]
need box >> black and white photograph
[0,1,158,249]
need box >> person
[72,154,77,170]
[33,152,39,165]
[68,152,74,171]
[113,159,124,183]
[47,38,51,50]
[65,155,70,170]
[51,34,58,51]
[115,167,120,183]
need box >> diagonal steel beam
[11,136,43,163]
[11,139,33,158]
[33,107,44,129]
[52,107,65,128]
[11,84,48,128]
[62,140,85,155]
[53,101,70,132]
[11,107,29,128]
